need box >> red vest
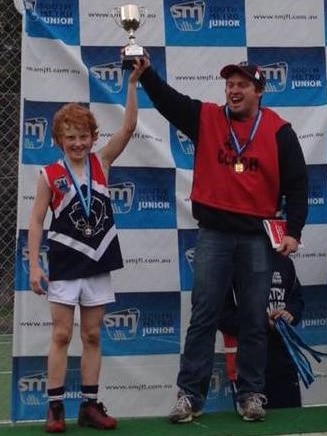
[191,104,287,218]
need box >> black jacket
[139,67,308,240]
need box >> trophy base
[122,45,144,70]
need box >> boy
[28,66,142,432]
[220,252,304,409]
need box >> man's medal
[225,106,262,173]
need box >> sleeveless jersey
[42,153,123,280]
[191,104,287,218]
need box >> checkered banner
[12,0,327,422]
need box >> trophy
[112,4,147,70]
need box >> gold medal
[225,106,262,175]
[234,162,244,173]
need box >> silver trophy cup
[113,4,147,70]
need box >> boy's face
[60,124,94,163]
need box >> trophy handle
[138,6,148,27]
[112,7,124,28]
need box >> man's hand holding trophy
[112,4,147,70]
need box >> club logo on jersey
[69,196,109,237]
[54,176,70,193]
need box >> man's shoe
[237,393,267,421]
[78,401,117,429]
[168,394,202,424]
[45,402,66,433]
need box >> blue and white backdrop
[12,0,327,422]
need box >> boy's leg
[80,304,104,386]
[78,305,117,429]
[265,347,302,409]
[46,302,74,433]
[48,302,74,388]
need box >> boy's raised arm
[100,64,143,169]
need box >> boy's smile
[61,125,94,166]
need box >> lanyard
[224,105,262,156]
[63,155,92,218]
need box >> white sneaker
[168,394,202,424]
[237,393,267,421]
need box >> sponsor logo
[170,0,205,31]
[185,247,195,272]
[24,0,75,25]
[103,308,140,340]
[262,62,288,93]
[109,181,135,214]
[208,4,241,29]
[176,130,194,155]
[24,117,48,149]
[22,243,49,275]
[90,61,124,93]
[18,372,47,405]
[24,0,38,20]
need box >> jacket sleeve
[285,276,305,326]
[277,124,308,241]
[277,253,305,326]
[139,66,201,144]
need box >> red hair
[52,103,99,147]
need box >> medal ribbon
[63,155,92,218]
[225,106,262,157]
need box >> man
[133,58,308,422]
[220,251,304,409]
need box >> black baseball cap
[220,63,266,89]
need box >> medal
[64,155,93,237]
[225,106,262,173]
[234,161,244,173]
[83,225,93,238]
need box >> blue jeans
[177,228,272,410]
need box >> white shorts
[48,273,115,307]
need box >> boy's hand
[29,265,48,295]
[129,55,151,82]
[268,308,294,329]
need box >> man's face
[225,72,264,119]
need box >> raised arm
[134,56,201,143]
[100,65,142,170]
